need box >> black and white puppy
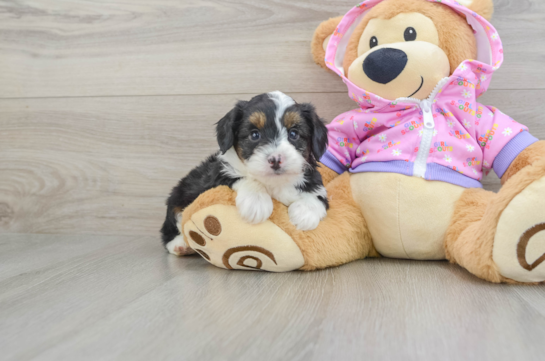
[160,91,329,256]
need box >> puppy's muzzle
[268,155,282,171]
[363,48,408,84]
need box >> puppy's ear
[300,103,328,161]
[216,101,247,154]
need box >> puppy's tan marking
[249,111,266,129]
[235,144,244,160]
[284,111,302,129]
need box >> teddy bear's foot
[493,175,545,283]
[183,204,305,272]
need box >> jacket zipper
[396,77,449,179]
[413,100,435,178]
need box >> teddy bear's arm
[501,140,545,184]
[318,162,342,186]
[311,16,343,70]
[470,104,539,181]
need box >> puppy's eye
[250,130,261,141]
[288,130,300,141]
[404,27,417,41]
[370,36,378,49]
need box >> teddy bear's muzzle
[363,47,408,84]
[348,41,450,100]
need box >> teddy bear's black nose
[363,48,408,84]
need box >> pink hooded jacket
[320,0,538,188]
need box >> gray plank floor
[1,0,545,360]
[1,234,545,361]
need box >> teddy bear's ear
[311,16,343,71]
[457,0,494,21]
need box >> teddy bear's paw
[166,235,196,256]
[183,204,305,272]
[493,176,545,283]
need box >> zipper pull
[421,100,435,129]
[421,99,431,113]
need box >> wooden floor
[1,234,545,361]
[1,0,545,360]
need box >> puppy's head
[216,91,328,178]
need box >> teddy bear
[176,0,545,284]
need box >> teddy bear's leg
[445,144,545,283]
[180,172,378,272]
[444,188,503,282]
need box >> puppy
[161,91,329,256]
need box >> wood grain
[1,234,545,361]
[1,0,545,98]
[0,92,353,236]
[1,1,544,360]
[1,91,543,236]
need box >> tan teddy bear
[177,0,545,284]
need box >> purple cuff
[426,163,483,188]
[351,160,413,176]
[493,131,539,178]
[320,150,347,174]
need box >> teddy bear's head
[312,0,494,100]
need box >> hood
[325,0,504,111]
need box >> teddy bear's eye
[404,27,417,41]
[370,36,378,49]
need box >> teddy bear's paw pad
[183,204,305,272]
[493,176,545,283]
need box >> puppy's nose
[268,156,282,171]
[363,48,408,84]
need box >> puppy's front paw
[288,195,327,231]
[236,191,273,224]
